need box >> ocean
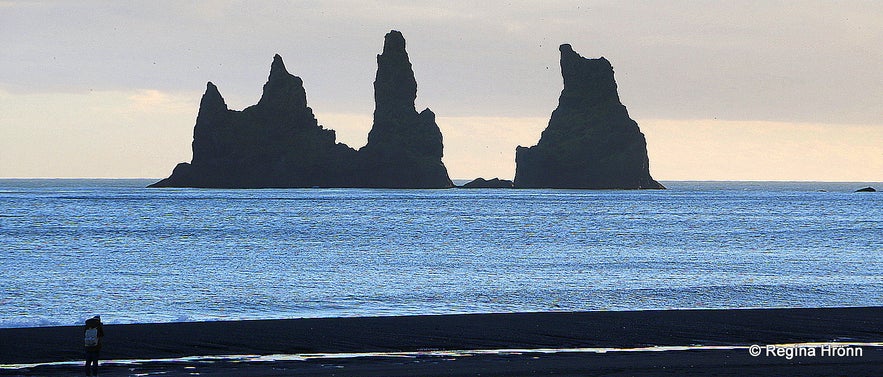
[1,179,880,328]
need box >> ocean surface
[0,179,880,328]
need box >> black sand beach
[2,307,881,376]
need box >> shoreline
[6,343,881,377]
[2,307,881,375]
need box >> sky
[1,1,881,181]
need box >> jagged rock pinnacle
[373,30,418,116]
[268,54,288,82]
[190,81,229,168]
[199,82,228,114]
[257,54,309,116]
[361,30,452,188]
[514,44,663,189]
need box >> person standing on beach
[83,315,104,377]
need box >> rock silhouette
[514,44,663,189]
[460,178,514,189]
[151,55,357,188]
[151,31,451,188]
[359,31,453,188]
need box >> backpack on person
[84,327,99,347]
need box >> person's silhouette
[83,315,104,376]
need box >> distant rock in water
[855,186,876,192]
[460,178,514,189]
[514,44,664,189]
[151,55,357,188]
[358,31,453,188]
[151,31,451,189]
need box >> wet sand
[2,307,881,376]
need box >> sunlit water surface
[1,179,880,328]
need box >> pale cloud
[126,89,196,114]
[3,1,880,122]
[0,89,194,178]
[3,88,881,182]
[436,116,546,180]
[1,2,881,180]
[641,119,883,182]
[313,112,372,150]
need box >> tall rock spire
[190,82,229,167]
[514,44,663,189]
[258,55,303,106]
[198,82,228,115]
[360,30,453,188]
[254,54,317,130]
[372,30,418,120]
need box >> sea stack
[150,31,452,189]
[359,30,453,188]
[514,44,663,189]
[150,55,357,188]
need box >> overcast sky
[1,1,881,181]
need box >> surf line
[3,342,881,370]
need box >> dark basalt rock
[151,55,357,188]
[151,31,451,189]
[358,31,453,188]
[460,178,515,189]
[855,186,876,192]
[514,44,664,189]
